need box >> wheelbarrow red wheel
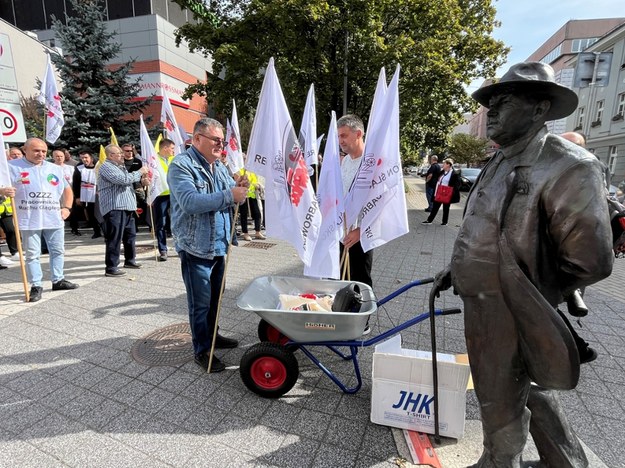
[257,319,299,350]
[240,343,299,398]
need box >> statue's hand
[431,265,453,299]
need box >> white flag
[160,93,186,155]
[139,116,167,204]
[246,58,321,266]
[304,111,344,279]
[38,55,64,144]
[0,126,10,187]
[299,84,319,167]
[357,66,409,252]
[225,100,245,173]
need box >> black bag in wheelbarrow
[332,283,364,312]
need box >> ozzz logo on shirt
[18,172,30,184]
[47,174,60,186]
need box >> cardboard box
[370,335,471,439]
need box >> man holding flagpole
[338,115,373,289]
[4,138,78,302]
[168,118,249,373]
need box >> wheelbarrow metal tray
[237,276,377,341]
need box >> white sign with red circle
[0,103,26,142]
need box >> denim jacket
[168,146,235,259]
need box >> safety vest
[0,197,12,217]
[157,155,173,196]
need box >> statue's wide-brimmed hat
[472,62,578,121]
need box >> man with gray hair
[168,117,249,373]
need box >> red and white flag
[304,111,343,278]
[345,66,408,252]
[299,84,319,167]
[160,93,186,155]
[246,58,321,266]
[37,55,64,144]
[225,100,244,173]
[139,116,167,204]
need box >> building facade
[566,23,625,189]
[0,0,214,137]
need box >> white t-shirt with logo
[9,159,69,230]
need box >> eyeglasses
[198,134,225,146]
[123,149,134,153]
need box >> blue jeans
[103,210,136,271]
[425,185,436,210]
[23,228,65,286]
[152,194,170,253]
[179,251,225,356]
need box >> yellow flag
[155,133,163,154]
[95,144,106,176]
[109,127,119,146]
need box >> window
[596,100,604,122]
[571,38,599,53]
[577,107,585,128]
[609,146,618,173]
[618,93,625,117]
[540,44,563,64]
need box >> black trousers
[0,215,17,255]
[426,201,450,224]
[339,241,373,287]
[240,197,262,233]
[103,210,136,271]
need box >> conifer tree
[49,0,150,151]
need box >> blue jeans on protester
[425,185,436,210]
[103,210,137,272]
[179,250,225,356]
[23,228,65,286]
[152,194,170,253]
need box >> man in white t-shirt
[5,138,78,302]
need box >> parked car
[459,167,482,191]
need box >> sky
[466,0,623,92]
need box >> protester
[7,147,24,160]
[153,138,175,261]
[52,149,75,184]
[4,137,78,302]
[121,143,148,229]
[61,148,78,167]
[237,165,265,241]
[432,62,613,467]
[98,144,149,277]
[421,158,460,225]
[424,155,441,212]
[73,150,101,238]
[337,114,372,334]
[168,117,248,372]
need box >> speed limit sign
[0,103,26,142]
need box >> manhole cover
[242,241,277,250]
[131,323,194,366]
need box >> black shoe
[194,353,226,372]
[215,334,238,349]
[105,269,126,277]
[52,279,79,290]
[421,220,431,224]
[71,230,82,236]
[158,251,168,262]
[424,208,431,212]
[123,261,142,269]
[91,233,102,239]
[441,222,447,226]
[29,286,43,302]
[580,346,598,364]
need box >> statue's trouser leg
[527,386,589,468]
[463,294,531,467]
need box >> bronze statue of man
[432,62,613,467]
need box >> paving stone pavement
[0,175,623,467]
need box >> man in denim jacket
[168,118,248,372]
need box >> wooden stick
[10,198,30,302]
[146,186,159,262]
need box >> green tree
[172,0,507,157]
[20,95,44,140]
[448,132,489,166]
[49,0,151,151]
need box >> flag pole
[145,187,159,262]
[207,191,243,374]
[9,198,30,302]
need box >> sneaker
[123,261,142,269]
[105,269,126,277]
[421,220,431,225]
[242,234,252,241]
[29,286,43,302]
[255,232,266,240]
[52,279,79,291]
[0,256,14,267]
[194,353,226,372]
[9,253,20,262]
[215,334,238,349]
[158,251,168,262]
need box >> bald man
[5,138,79,302]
